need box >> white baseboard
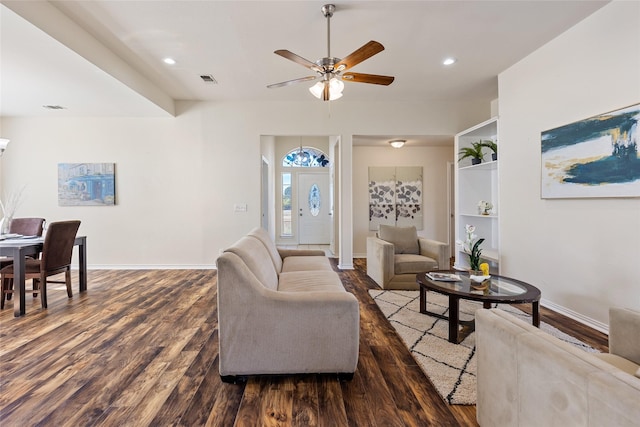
[541,298,609,335]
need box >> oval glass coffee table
[416,270,541,344]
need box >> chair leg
[32,278,41,298]
[40,276,47,308]
[1,276,6,309]
[6,278,13,300]
[65,268,73,298]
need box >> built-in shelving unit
[454,117,499,272]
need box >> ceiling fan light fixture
[309,77,344,101]
[309,81,324,99]
[389,140,406,149]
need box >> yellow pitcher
[480,262,490,276]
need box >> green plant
[480,140,497,154]
[456,224,484,271]
[458,141,485,163]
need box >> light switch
[234,204,247,212]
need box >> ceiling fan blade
[342,72,395,85]
[334,41,384,72]
[274,50,324,73]
[267,75,318,89]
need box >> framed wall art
[369,166,423,230]
[58,163,116,206]
[541,103,640,198]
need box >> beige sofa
[366,225,449,290]
[476,308,640,427]
[216,227,359,382]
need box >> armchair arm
[418,238,450,270]
[609,307,640,365]
[277,248,326,258]
[366,237,395,287]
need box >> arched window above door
[282,147,330,167]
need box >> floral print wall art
[369,166,423,230]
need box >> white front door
[298,172,331,244]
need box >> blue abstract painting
[541,103,640,198]
[58,163,116,206]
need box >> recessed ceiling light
[42,105,66,110]
[443,57,457,66]
[163,57,176,65]
[389,140,406,149]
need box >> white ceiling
[1,0,608,124]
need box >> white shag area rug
[369,289,598,405]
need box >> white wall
[499,1,640,328]
[1,99,488,268]
[353,145,454,257]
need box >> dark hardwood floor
[0,260,608,426]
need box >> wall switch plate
[234,204,247,212]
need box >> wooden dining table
[0,235,87,316]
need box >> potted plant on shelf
[480,140,497,161]
[458,141,485,165]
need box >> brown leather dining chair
[6,218,46,237]
[0,218,46,299]
[1,220,80,309]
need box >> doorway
[298,172,331,244]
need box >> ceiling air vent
[42,105,66,110]
[200,75,218,84]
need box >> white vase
[0,216,12,235]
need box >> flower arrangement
[457,224,485,271]
[478,200,493,215]
[0,187,25,234]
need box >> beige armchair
[366,225,449,290]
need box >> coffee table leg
[420,286,427,313]
[532,301,540,327]
[449,295,459,343]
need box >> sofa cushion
[636,367,640,378]
[224,236,278,290]
[594,353,640,377]
[379,225,419,254]
[394,253,437,275]
[248,227,283,273]
[282,255,333,272]
[278,270,345,293]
